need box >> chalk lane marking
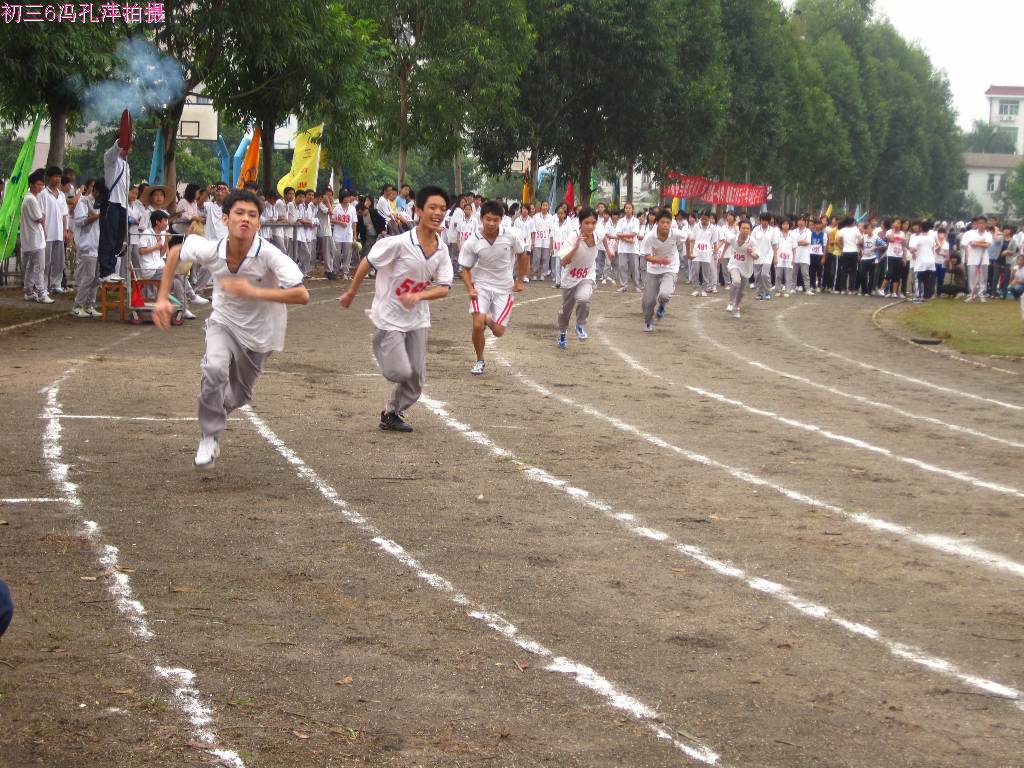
[1,497,66,504]
[775,303,1023,412]
[420,394,1023,711]
[42,363,245,768]
[597,329,1024,500]
[487,349,1024,583]
[241,405,721,765]
[688,305,1024,451]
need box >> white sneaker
[184,309,197,320]
[726,303,734,312]
[190,294,210,305]
[699,291,708,297]
[471,360,485,375]
[691,289,700,297]
[70,307,89,318]
[194,435,220,469]
[808,290,815,295]
[979,296,987,303]
[37,293,55,304]
[732,310,741,318]
[523,277,530,283]
[103,274,124,283]
[643,322,654,332]
[86,307,102,318]
[616,286,627,293]
[23,294,35,301]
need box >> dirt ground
[1,277,1022,768]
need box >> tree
[0,22,120,165]
[1003,163,1024,220]
[961,119,1018,155]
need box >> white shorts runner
[470,288,514,327]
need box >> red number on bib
[396,278,430,296]
[569,267,588,279]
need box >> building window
[187,94,214,106]
[987,174,996,192]
[960,172,969,190]
[998,100,1020,116]
[998,174,1007,192]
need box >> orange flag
[236,128,261,188]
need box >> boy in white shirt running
[616,202,641,292]
[640,209,686,331]
[459,200,529,375]
[340,187,454,432]
[751,213,779,300]
[557,207,600,348]
[152,190,310,468]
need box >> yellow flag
[236,128,261,188]
[277,124,323,194]
[522,180,531,204]
[671,197,680,216]
[824,203,833,218]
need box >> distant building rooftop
[963,152,1020,170]
[985,86,1024,97]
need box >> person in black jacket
[0,579,12,637]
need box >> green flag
[0,115,43,265]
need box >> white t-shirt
[446,207,465,243]
[751,225,778,265]
[137,228,168,272]
[367,227,454,332]
[963,229,993,267]
[260,202,277,237]
[839,226,860,253]
[40,187,67,242]
[725,231,755,278]
[103,142,130,207]
[793,227,812,265]
[204,201,226,241]
[332,202,357,243]
[603,220,618,254]
[641,228,685,275]
[558,232,599,289]
[20,192,46,252]
[909,232,937,272]
[316,202,332,238]
[179,234,304,353]
[512,215,534,248]
[551,218,571,253]
[533,212,553,249]
[689,222,719,263]
[456,217,477,245]
[458,231,526,292]
[74,197,100,253]
[617,215,640,254]
[776,230,795,265]
[885,229,906,260]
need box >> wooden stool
[99,280,127,321]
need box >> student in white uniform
[40,166,71,293]
[459,200,529,375]
[340,187,453,432]
[724,220,755,318]
[962,215,993,303]
[331,189,358,280]
[550,203,571,288]
[316,189,336,278]
[71,183,102,317]
[687,210,719,296]
[793,215,812,293]
[713,212,733,288]
[278,187,295,256]
[531,200,553,281]
[908,219,938,302]
[20,170,50,303]
[640,209,686,331]
[751,213,779,300]
[152,190,309,468]
[511,205,534,272]
[616,202,641,292]
[775,218,796,296]
[603,209,620,282]
[556,206,599,349]
[454,201,478,274]
[295,190,318,277]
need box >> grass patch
[898,299,1024,357]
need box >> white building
[986,85,1024,155]
[962,152,1017,218]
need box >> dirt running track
[1,279,1022,767]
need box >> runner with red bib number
[340,186,454,432]
[556,206,600,350]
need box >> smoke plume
[78,38,186,125]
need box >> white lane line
[491,353,1024,582]
[515,294,563,307]
[420,395,1024,711]
[41,345,244,768]
[0,314,62,334]
[690,305,1024,451]
[599,332,1024,500]
[154,667,245,768]
[241,405,721,766]
[49,414,242,422]
[775,304,1023,412]
[1,497,66,503]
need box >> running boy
[640,209,685,331]
[557,206,599,348]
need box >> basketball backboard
[178,88,218,142]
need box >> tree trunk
[528,144,539,203]
[160,98,187,194]
[453,152,462,196]
[658,161,667,206]
[625,157,634,203]
[261,116,276,195]
[397,61,410,186]
[45,106,68,167]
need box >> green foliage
[1005,163,1024,220]
[961,120,1018,155]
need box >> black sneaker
[325,271,336,281]
[379,410,413,432]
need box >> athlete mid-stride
[458,200,530,375]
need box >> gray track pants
[643,272,676,323]
[296,241,312,276]
[333,242,354,275]
[373,327,428,415]
[557,281,594,331]
[22,247,46,298]
[73,250,100,308]
[318,235,334,270]
[777,265,794,293]
[618,253,641,289]
[754,263,772,295]
[729,267,748,308]
[694,261,714,292]
[532,247,550,279]
[198,321,269,438]
[45,241,65,290]
[795,263,809,291]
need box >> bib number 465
[568,267,589,279]
[396,278,431,296]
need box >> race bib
[779,251,792,261]
[569,266,589,279]
[341,216,350,225]
[810,244,823,255]
[733,252,746,262]
[695,241,710,253]
[460,231,471,241]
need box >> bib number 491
[396,278,431,296]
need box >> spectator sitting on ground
[938,254,966,297]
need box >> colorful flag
[671,197,680,216]
[564,180,574,209]
[277,124,323,195]
[0,114,43,265]
[522,164,531,204]
[824,203,833,219]
[236,128,261,188]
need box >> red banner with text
[664,171,767,207]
